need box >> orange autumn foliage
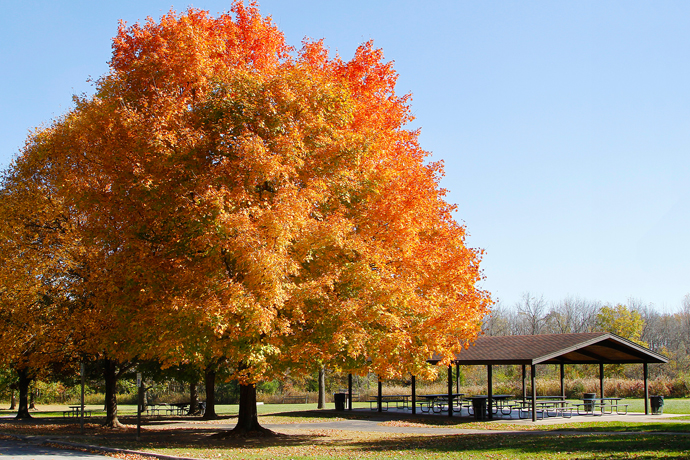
[2,2,491,388]
[0,136,84,376]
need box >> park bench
[462,401,474,415]
[496,402,523,417]
[615,404,629,415]
[573,402,599,415]
[416,400,432,413]
[431,397,448,413]
[548,405,574,418]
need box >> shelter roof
[430,333,668,366]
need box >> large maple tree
[4,2,491,433]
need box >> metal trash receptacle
[650,395,664,415]
[333,393,346,411]
[472,398,487,421]
[583,393,596,412]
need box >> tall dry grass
[261,376,690,402]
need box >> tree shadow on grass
[74,427,337,451]
[82,430,690,459]
[6,416,690,459]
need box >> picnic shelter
[354,332,668,421]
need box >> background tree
[317,366,326,409]
[0,144,87,418]
[595,304,646,346]
[546,296,600,334]
[515,293,548,335]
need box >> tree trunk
[29,385,36,410]
[9,390,16,410]
[189,381,200,415]
[15,368,32,419]
[317,367,326,409]
[103,359,123,428]
[202,367,217,419]
[228,383,273,436]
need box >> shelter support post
[377,378,382,413]
[487,365,493,420]
[560,363,565,399]
[348,374,353,410]
[411,375,416,415]
[522,365,526,402]
[80,362,85,435]
[447,365,453,418]
[599,363,604,398]
[456,363,460,394]
[531,364,536,422]
[642,362,649,415]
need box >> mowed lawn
[3,397,689,418]
[1,400,690,459]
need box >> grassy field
[1,419,689,460]
[120,433,690,460]
[3,397,689,416]
[2,401,690,459]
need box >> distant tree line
[483,293,690,382]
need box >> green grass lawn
[33,428,690,460]
[2,400,690,459]
[136,433,690,460]
[2,397,689,416]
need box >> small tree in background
[596,304,646,346]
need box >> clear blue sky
[2,1,689,311]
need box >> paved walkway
[0,438,109,460]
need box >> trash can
[583,393,596,412]
[650,395,664,415]
[333,393,346,411]
[471,398,487,421]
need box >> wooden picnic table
[576,397,628,415]
[170,402,189,415]
[466,394,514,418]
[471,394,512,402]
[63,405,92,418]
[367,394,411,411]
[514,399,570,419]
[418,393,465,413]
[146,403,178,416]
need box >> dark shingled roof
[430,332,668,365]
